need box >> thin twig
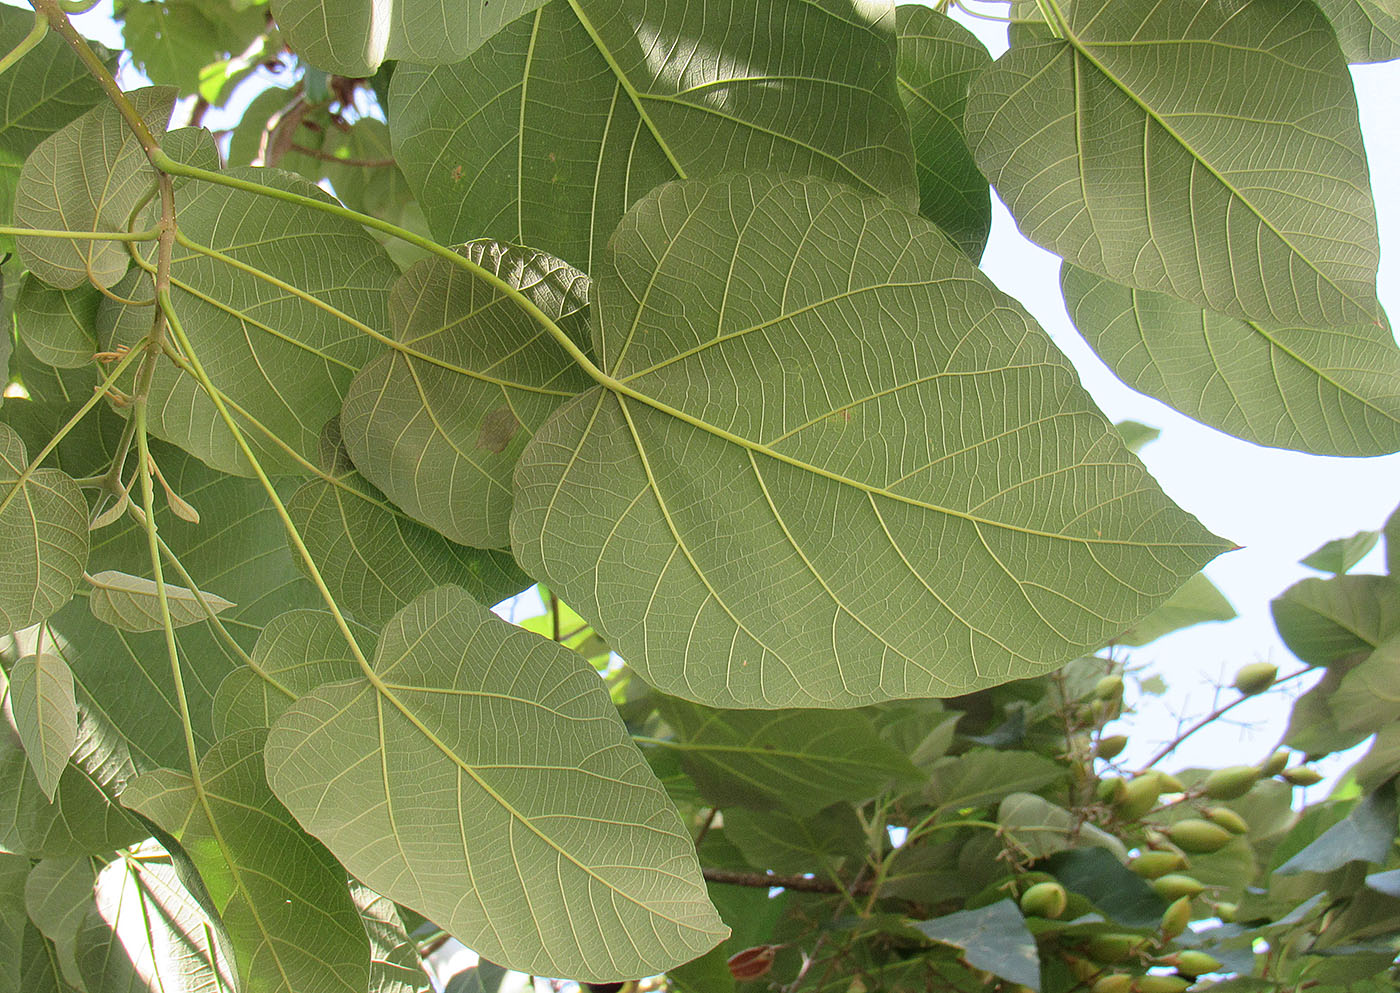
[701,867,871,895]
[288,142,395,169]
[1142,668,1310,769]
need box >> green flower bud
[1086,934,1148,963]
[1203,806,1248,835]
[1097,734,1129,760]
[1282,766,1323,786]
[1136,977,1190,993]
[1098,777,1128,803]
[1214,901,1237,923]
[1173,950,1223,977]
[1091,975,1134,993]
[1094,675,1125,701]
[1258,750,1289,777]
[1160,895,1192,939]
[1115,776,1161,820]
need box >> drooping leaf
[98,167,398,475]
[265,586,726,981]
[965,0,1382,329]
[212,607,377,738]
[656,699,921,817]
[1277,784,1398,874]
[270,0,549,76]
[15,87,173,290]
[512,174,1229,709]
[125,727,374,993]
[0,424,88,632]
[341,242,593,547]
[8,653,78,801]
[390,0,917,272]
[24,857,98,990]
[1302,530,1382,575]
[723,804,865,875]
[350,883,432,993]
[1062,265,1400,455]
[0,5,108,251]
[76,852,237,993]
[287,419,530,628]
[913,900,1040,992]
[1272,575,1400,665]
[87,570,235,633]
[1113,572,1236,647]
[1316,0,1400,63]
[894,5,992,258]
[923,749,1063,815]
[13,276,100,369]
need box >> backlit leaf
[87,570,234,633]
[1272,575,1400,665]
[8,653,77,800]
[1113,572,1236,647]
[350,883,431,993]
[966,0,1381,329]
[390,0,917,271]
[265,586,726,981]
[13,276,100,369]
[1316,0,1400,63]
[24,857,97,990]
[512,174,1229,708]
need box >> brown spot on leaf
[477,406,521,454]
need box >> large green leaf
[287,420,530,627]
[512,174,1229,708]
[1272,575,1400,665]
[264,586,726,981]
[341,242,593,548]
[1277,785,1397,874]
[8,653,78,801]
[656,700,921,817]
[965,0,1381,329]
[913,900,1040,992]
[125,728,373,993]
[99,167,398,475]
[894,5,992,258]
[1330,635,1400,734]
[0,423,88,632]
[390,0,917,272]
[1113,572,1236,647]
[270,0,549,76]
[15,88,172,290]
[1316,0,1400,63]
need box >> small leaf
[86,569,234,633]
[1115,420,1160,454]
[913,900,1040,992]
[351,882,432,993]
[1277,784,1398,874]
[265,586,726,981]
[1114,573,1237,647]
[7,653,77,801]
[1301,530,1382,575]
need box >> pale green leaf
[0,856,29,993]
[287,420,530,628]
[125,728,373,993]
[24,857,97,991]
[1301,530,1382,575]
[349,883,431,993]
[1272,575,1400,665]
[341,242,593,547]
[76,853,236,993]
[120,0,266,92]
[1115,420,1159,454]
[723,804,865,875]
[212,608,377,738]
[965,0,1382,328]
[655,700,921,817]
[265,585,726,982]
[913,900,1040,992]
[996,792,1128,862]
[15,88,172,290]
[8,653,77,801]
[924,749,1063,814]
[895,5,992,258]
[87,570,235,634]
[1390,502,1400,575]
[390,0,917,271]
[13,276,100,369]
[1330,634,1400,733]
[270,0,549,76]
[0,422,88,632]
[98,167,398,475]
[1062,265,1400,456]
[19,922,75,993]
[512,174,1229,708]
[1316,0,1400,63]
[1113,572,1237,647]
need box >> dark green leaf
[1042,848,1167,929]
[723,804,865,874]
[914,900,1040,991]
[1277,784,1397,874]
[924,749,1062,814]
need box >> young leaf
[390,0,917,271]
[86,569,235,633]
[1271,575,1400,665]
[512,174,1230,709]
[1062,265,1400,456]
[966,0,1382,328]
[264,585,727,982]
[895,5,992,258]
[7,653,78,801]
[0,423,89,633]
[124,728,374,993]
[341,242,593,548]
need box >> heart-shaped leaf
[7,653,77,801]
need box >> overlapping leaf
[341,242,593,547]
[1272,575,1400,665]
[1317,0,1400,62]
[125,728,373,993]
[0,423,88,632]
[350,883,431,993]
[271,0,548,76]
[13,277,100,369]
[98,167,398,475]
[87,570,235,633]
[24,857,96,990]
[287,421,530,628]
[8,654,78,801]
[265,585,726,981]
[965,0,1382,329]
[390,0,917,271]
[1113,572,1236,647]
[512,174,1229,708]
[1062,265,1400,455]
[895,5,991,258]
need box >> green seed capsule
[1232,662,1277,695]
[1203,765,1259,800]
[1282,766,1323,786]
[1086,934,1147,963]
[1136,977,1190,993]
[1173,950,1223,977]
[1097,734,1129,760]
[1020,881,1069,919]
[1258,750,1289,777]
[1167,818,1234,853]
[1115,776,1161,820]
[1090,975,1134,993]
[1159,895,1192,939]
[1130,850,1187,879]
[1094,675,1125,701]
[1204,806,1249,835]
[1152,873,1206,901]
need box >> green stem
[0,11,49,78]
[0,224,160,241]
[1034,0,1066,38]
